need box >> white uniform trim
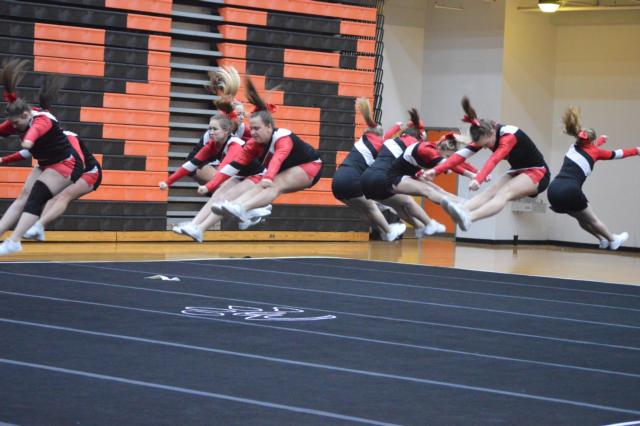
[613,149,624,159]
[268,128,292,156]
[354,137,375,166]
[566,145,592,176]
[499,125,519,136]
[402,142,420,166]
[32,110,58,122]
[383,139,404,158]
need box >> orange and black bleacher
[0,0,171,231]
[0,0,384,235]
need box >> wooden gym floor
[0,235,637,286]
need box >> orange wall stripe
[126,82,171,97]
[127,14,172,33]
[148,51,171,68]
[81,186,168,202]
[284,64,374,85]
[424,174,456,231]
[102,170,167,186]
[284,49,340,68]
[357,39,376,54]
[124,141,169,157]
[340,21,376,38]
[103,124,169,142]
[223,0,377,22]
[34,40,104,62]
[217,43,247,59]
[311,178,332,192]
[147,66,171,83]
[217,57,246,74]
[103,93,170,112]
[148,35,172,52]
[274,120,319,136]
[301,135,319,149]
[274,191,342,206]
[145,157,169,172]
[356,56,375,71]
[80,108,169,127]
[34,57,104,77]
[219,7,267,26]
[218,25,248,42]
[34,23,105,45]
[106,0,173,15]
[338,82,374,98]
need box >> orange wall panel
[148,35,172,52]
[34,23,105,45]
[103,124,169,142]
[127,14,172,33]
[218,25,248,41]
[340,21,376,38]
[217,43,247,59]
[34,57,104,77]
[126,82,171,97]
[284,49,340,68]
[80,108,170,127]
[223,0,377,22]
[103,93,170,112]
[124,141,169,157]
[107,0,173,15]
[219,7,267,26]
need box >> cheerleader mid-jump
[547,107,639,250]
[424,96,550,231]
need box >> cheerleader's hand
[159,181,168,190]
[485,174,492,182]
[260,178,274,188]
[468,180,480,192]
[423,169,437,181]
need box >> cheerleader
[360,109,449,238]
[331,98,406,241]
[3,130,101,241]
[547,107,639,250]
[424,96,550,231]
[0,60,83,255]
[197,75,322,227]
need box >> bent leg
[0,167,42,235]
[469,174,536,222]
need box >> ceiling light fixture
[538,0,561,12]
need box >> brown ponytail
[356,97,382,136]
[245,75,275,127]
[38,75,62,111]
[1,58,30,116]
[461,96,494,142]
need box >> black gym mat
[0,257,639,425]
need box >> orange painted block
[145,156,168,172]
[34,57,104,77]
[223,0,376,22]
[81,108,169,127]
[218,57,246,74]
[335,151,348,166]
[82,185,168,202]
[103,93,170,112]
[357,39,376,54]
[147,66,171,82]
[103,124,169,142]
[127,13,172,33]
[102,170,167,186]
[126,82,171,97]
[338,82,374,98]
[107,0,173,15]
[311,178,332,192]
[34,23,105,45]
[219,7,267,26]
[218,25,248,41]
[284,63,374,85]
[148,35,171,52]
[274,191,341,206]
[0,168,29,183]
[217,43,247,59]
[277,120,319,136]
[148,51,171,67]
[124,141,169,157]
[340,21,376,38]
[284,49,339,68]
[35,40,104,61]
[356,56,375,70]
[0,182,25,198]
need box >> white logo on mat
[181,306,336,321]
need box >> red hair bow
[462,115,480,127]
[253,103,277,114]
[440,132,455,142]
[3,90,17,103]
[407,120,425,131]
[577,130,590,142]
